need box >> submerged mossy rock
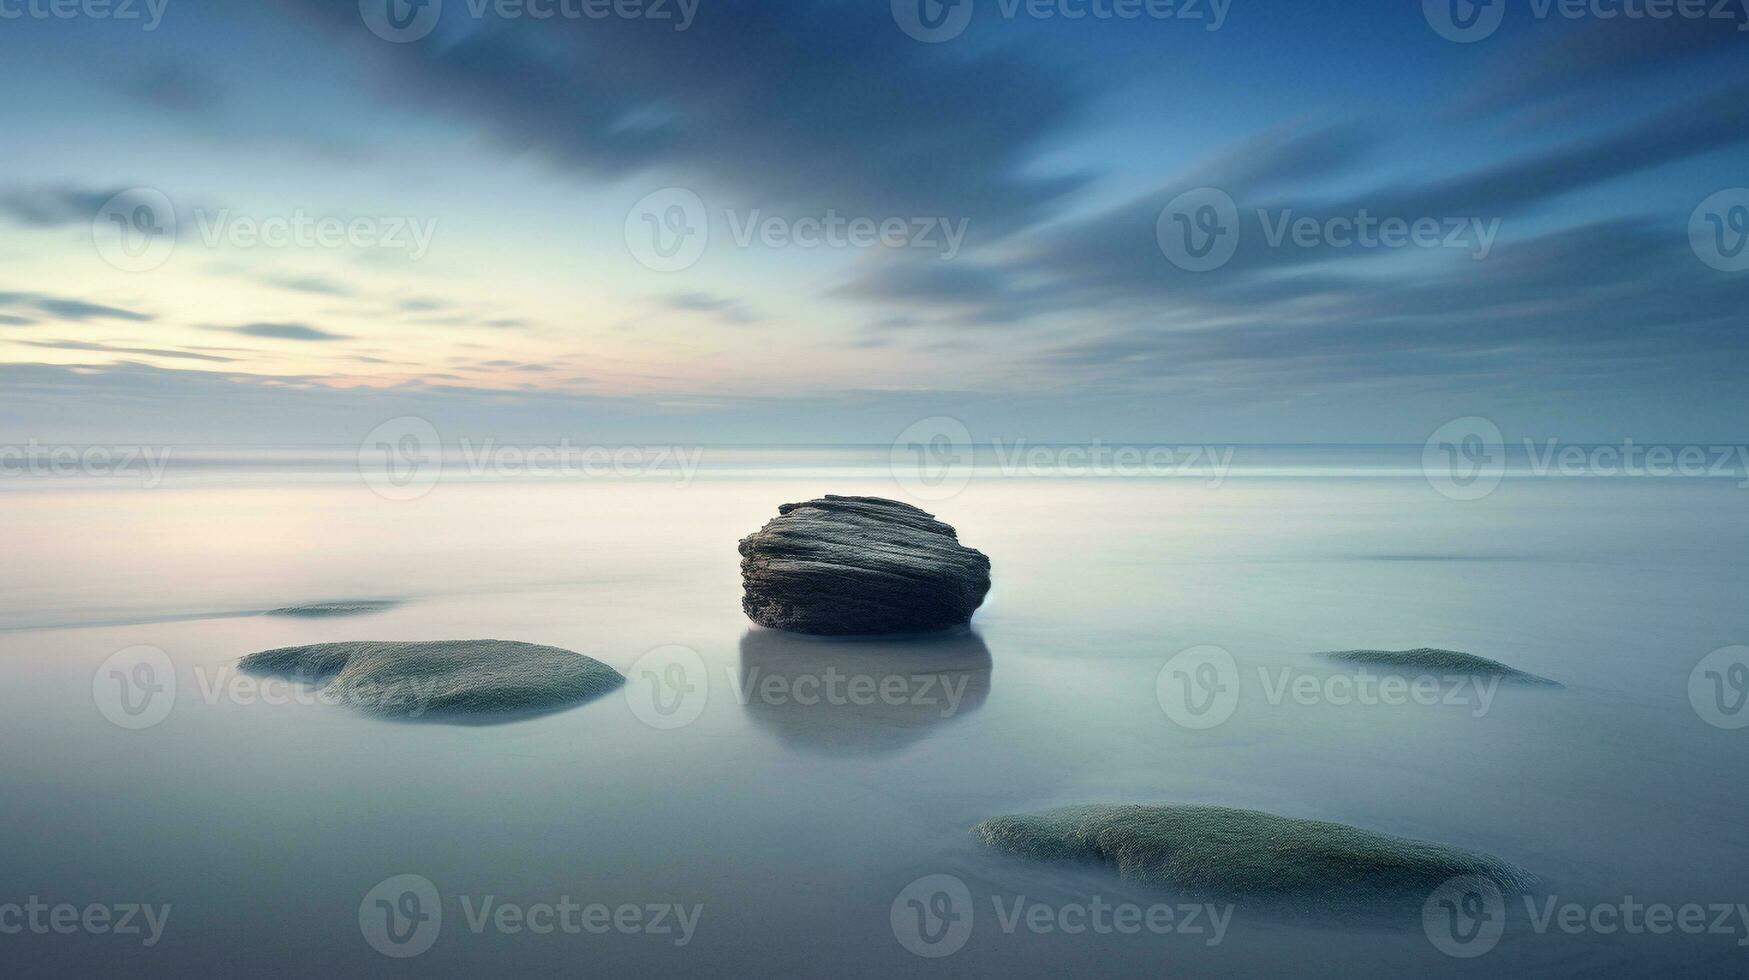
[738,495,991,635]
[974,804,1531,907]
[239,640,624,722]
[265,600,400,618]
[1322,648,1560,685]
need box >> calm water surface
[2,449,1745,976]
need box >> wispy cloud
[16,339,240,363]
[0,292,154,323]
[225,322,351,341]
[0,186,124,229]
[664,291,758,324]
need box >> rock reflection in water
[736,627,992,756]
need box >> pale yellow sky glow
[1,218,1023,403]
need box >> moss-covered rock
[265,600,400,618]
[1321,648,1560,685]
[974,804,1531,906]
[239,639,624,722]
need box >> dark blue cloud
[275,0,1087,233]
[0,186,128,228]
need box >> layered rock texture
[738,495,991,635]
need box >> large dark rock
[738,495,991,635]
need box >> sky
[1,0,1746,444]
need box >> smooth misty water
[2,451,1746,977]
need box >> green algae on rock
[974,804,1532,906]
[265,600,401,618]
[239,639,624,722]
[1321,648,1560,685]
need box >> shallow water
[2,450,1747,976]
